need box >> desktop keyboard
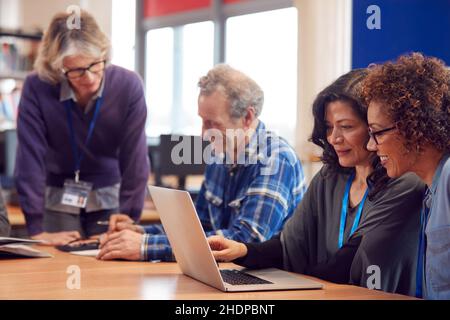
[220,269,273,285]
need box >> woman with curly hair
[207,69,425,295]
[363,53,450,299]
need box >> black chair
[149,134,208,200]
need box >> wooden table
[0,247,415,300]
[6,203,160,227]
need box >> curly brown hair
[362,52,450,153]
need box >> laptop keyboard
[220,269,273,285]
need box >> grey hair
[34,10,111,84]
[198,64,264,118]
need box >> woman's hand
[31,231,81,246]
[207,235,248,262]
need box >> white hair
[198,64,264,118]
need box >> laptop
[148,185,323,292]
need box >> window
[180,22,214,134]
[145,21,214,137]
[111,0,136,70]
[226,8,298,144]
[141,1,296,143]
[146,27,174,136]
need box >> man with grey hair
[98,64,306,261]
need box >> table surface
[7,203,160,227]
[0,247,416,300]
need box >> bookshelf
[0,28,42,122]
[0,70,29,81]
[0,28,42,190]
[0,29,42,41]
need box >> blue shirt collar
[59,72,105,113]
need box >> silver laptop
[148,185,323,292]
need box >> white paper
[0,237,44,245]
[70,249,100,257]
[0,244,52,258]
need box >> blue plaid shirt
[142,121,306,261]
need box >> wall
[294,0,352,183]
[353,0,450,68]
[0,0,21,29]
[1,0,112,37]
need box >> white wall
[294,0,352,182]
[0,0,21,28]
[2,0,112,37]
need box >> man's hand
[207,235,248,262]
[97,229,143,261]
[31,231,81,246]
[108,214,144,234]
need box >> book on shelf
[0,29,41,79]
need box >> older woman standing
[363,53,450,299]
[15,10,150,245]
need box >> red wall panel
[143,0,250,18]
[144,0,211,18]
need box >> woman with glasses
[363,53,450,299]
[15,10,150,245]
[207,69,425,295]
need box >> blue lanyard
[338,173,369,249]
[64,97,103,182]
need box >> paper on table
[70,249,100,257]
[0,244,52,258]
[0,237,44,245]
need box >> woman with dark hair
[207,69,425,295]
[364,53,450,299]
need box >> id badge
[61,179,93,208]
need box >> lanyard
[64,97,103,182]
[338,173,369,249]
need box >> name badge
[61,179,93,208]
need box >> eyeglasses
[368,126,396,145]
[62,60,106,79]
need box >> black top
[234,167,426,296]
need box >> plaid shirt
[142,121,306,261]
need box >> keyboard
[220,269,273,285]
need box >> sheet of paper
[0,244,52,258]
[0,237,44,245]
[70,249,100,257]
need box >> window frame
[136,0,295,137]
[136,0,294,77]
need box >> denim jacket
[423,154,450,299]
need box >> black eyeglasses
[368,126,396,145]
[62,60,106,79]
